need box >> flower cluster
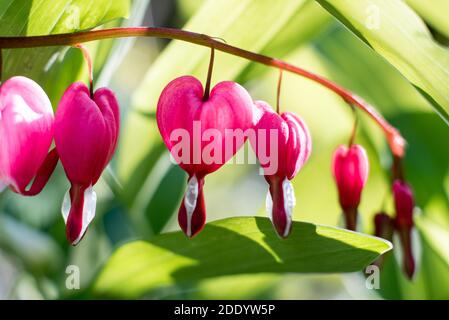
[156,76,312,238]
[329,126,416,279]
[0,50,415,273]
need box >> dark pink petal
[392,179,415,279]
[92,88,120,184]
[332,144,369,211]
[19,148,59,196]
[251,101,311,180]
[281,112,312,180]
[250,101,289,177]
[55,82,108,186]
[157,76,254,177]
[392,180,414,228]
[94,88,120,160]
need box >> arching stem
[0,26,405,157]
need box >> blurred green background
[0,0,448,299]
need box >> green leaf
[92,217,391,298]
[380,215,449,300]
[416,215,449,270]
[405,0,449,39]
[0,0,130,104]
[315,0,449,124]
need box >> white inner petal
[184,175,199,237]
[282,178,296,237]
[61,186,97,245]
[61,188,71,223]
[265,190,273,222]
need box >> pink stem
[0,26,405,157]
[73,43,94,96]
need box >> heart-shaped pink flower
[0,76,58,195]
[250,101,311,238]
[55,82,120,245]
[157,75,254,237]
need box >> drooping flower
[392,179,415,279]
[0,76,58,195]
[393,180,414,229]
[157,75,254,237]
[332,144,369,230]
[55,82,119,245]
[250,101,311,238]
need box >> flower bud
[332,144,369,230]
[393,180,414,228]
[392,179,415,279]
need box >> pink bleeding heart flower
[250,101,311,238]
[392,179,415,279]
[55,82,119,245]
[157,75,254,237]
[0,76,58,196]
[332,144,369,230]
